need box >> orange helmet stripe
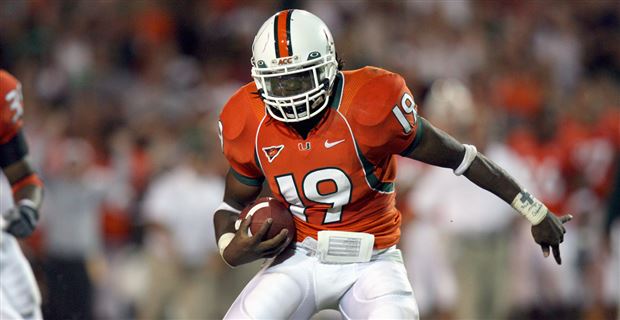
[274,10,292,57]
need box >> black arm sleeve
[0,131,28,168]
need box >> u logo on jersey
[263,145,284,163]
[298,142,311,151]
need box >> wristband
[17,199,38,210]
[18,199,39,221]
[218,232,235,257]
[454,144,477,176]
[511,190,548,225]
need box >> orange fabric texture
[0,70,24,144]
[220,83,265,180]
[219,67,420,248]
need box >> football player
[0,70,44,320]
[214,10,571,319]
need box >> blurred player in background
[41,138,104,320]
[0,70,44,319]
[214,10,572,319]
[139,137,225,319]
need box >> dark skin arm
[408,117,572,264]
[4,158,43,209]
[213,170,291,267]
[1,157,44,238]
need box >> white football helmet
[251,9,338,122]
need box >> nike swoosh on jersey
[324,139,345,148]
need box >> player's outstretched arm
[407,117,572,264]
[1,138,44,238]
[214,170,290,267]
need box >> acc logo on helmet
[278,57,293,65]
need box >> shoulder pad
[219,82,266,181]
[0,70,24,144]
[220,82,264,141]
[341,67,421,159]
[340,67,407,124]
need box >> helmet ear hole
[320,78,330,91]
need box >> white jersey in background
[0,173,42,320]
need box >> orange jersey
[220,67,422,248]
[0,70,24,144]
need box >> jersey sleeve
[219,84,265,187]
[349,68,423,164]
[0,70,24,144]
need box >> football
[237,197,296,240]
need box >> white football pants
[0,232,42,320]
[225,238,419,319]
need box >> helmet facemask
[252,56,338,122]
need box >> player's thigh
[0,237,41,317]
[225,256,316,319]
[339,258,419,320]
[0,284,24,320]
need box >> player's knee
[368,295,419,320]
[238,273,304,319]
[341,261,419,319]
[358,261,413,300]
[341,292,419,320]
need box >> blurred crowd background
[0,0,618,319]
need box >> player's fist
[4,202,38,238]
[531,212,572,265]
[223,213,291,267]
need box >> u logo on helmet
[308,51,321,59]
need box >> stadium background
[0,0,618,319]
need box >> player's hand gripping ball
[236,197,296,241]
